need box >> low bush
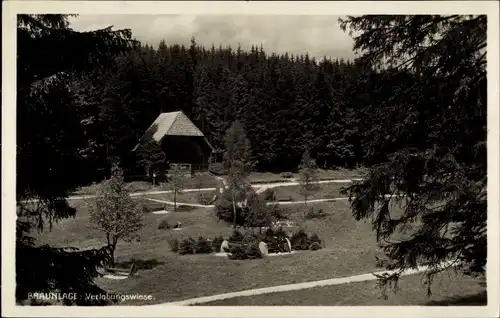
[266,204,290,221]
[308,233,322,245]
[309,242,321,251]
[141,200,166,213]
[168,239,179,252]
[266,238,281,253]
[214,190,246,225]
[261,227,289,253]
[229,229,245,243]
[273,227,289,239]
[304,207,328,219]
[290,229,310,250]
[281,172,294,179]
[290,229,323,251]
[158,218,170,230]
[242,231,260,245]
[228,241,263,260]
[290,229,311,250]
[263,228,275,241]
[178,237,197,255]
[195,236,214,254]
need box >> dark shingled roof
[133,111,213,151]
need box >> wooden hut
[133,111,214,175]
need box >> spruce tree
[16,14,136,305]
[339,15,487,296]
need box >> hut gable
[147,112,179,143]
[167,111,204,136]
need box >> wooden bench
[276,196,293,202]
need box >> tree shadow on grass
[115,258,165,270]
[425,291,487,306]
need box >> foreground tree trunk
[106,235,118,268]
[109,245,116,268]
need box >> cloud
[69,15,355,60]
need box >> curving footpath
[149,261,454,306]
[23,178,363,202]
[143,194,400,208]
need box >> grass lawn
[72,169,365,196]
[273,182,351,201]
[36,197,385,305]
[247,168,367,184]
[72,173,222,195]
[202,270,487,306]
[142,191,217,205]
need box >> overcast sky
[69,15,356,61]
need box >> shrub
[281,172,294,179]
[214,190,246,225]
[229,229,245,243]
[195,236,214,254]
[212,235,225,251]
[266,237,281,253]
[290,229,323,251]
[197,193,215,205]
[168,239,179,252]
[141,200,166,213]
[290,229,310,251]
[308,233,322,245]
[263,228,275,241]
[228,241,263,260]
[304,207,328,219]
[158,218,170,230]
[271,205,290,220]
[244,193,275,230]
[309,242,321,251]
[274,227,289,239]
[242,231,261,245]
[178,237,197,255]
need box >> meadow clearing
[36,171,486,306]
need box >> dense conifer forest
[40,38,424,181]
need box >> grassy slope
[202,270,487,306]
[273,183,350,201]
[73,168,367,196]
[72,173,222,195]
[37,198,383,305]
[143,191,217,205]
[248,168,367,184]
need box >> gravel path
[143,194,399,208]
[27,178,362,202]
